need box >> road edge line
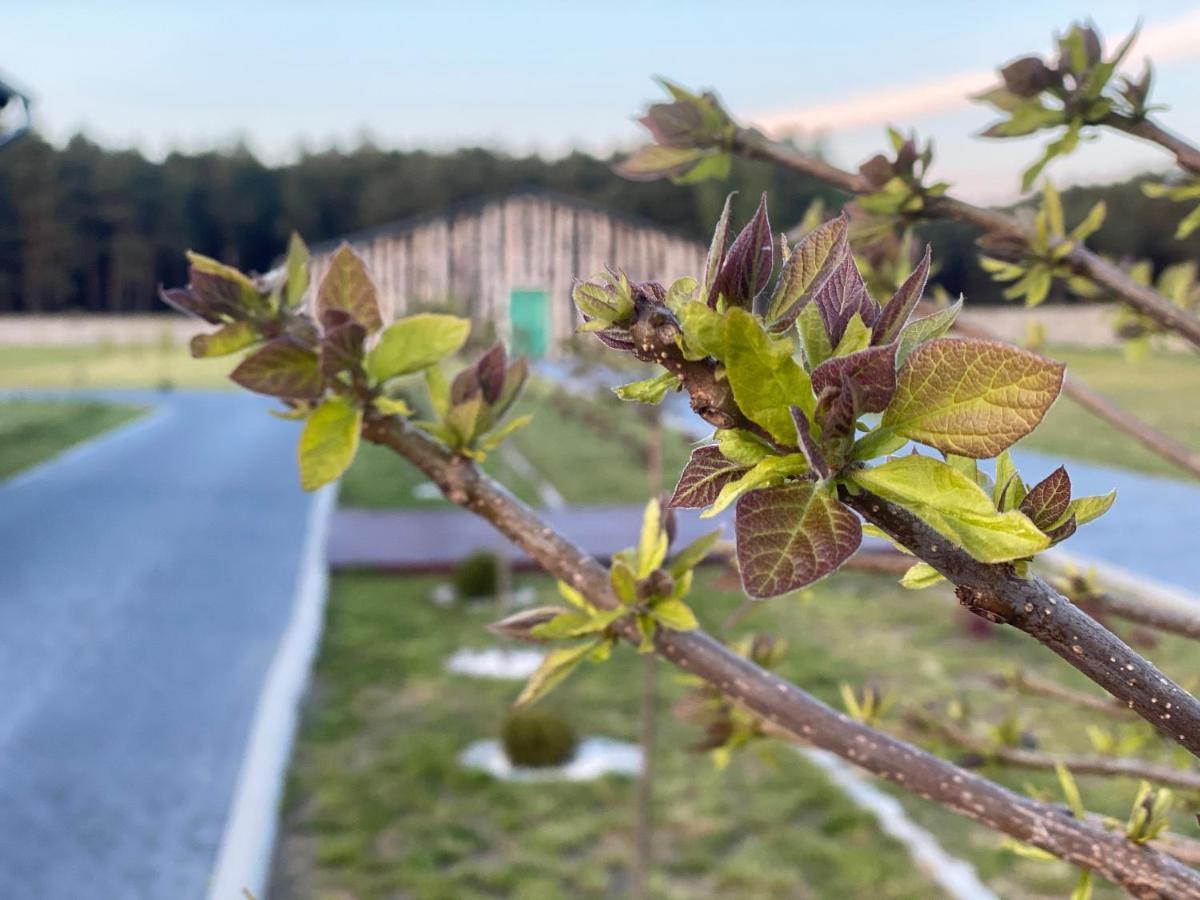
[206,482,338,900]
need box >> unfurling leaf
[668,446,750,509]
[317,245,384,333]
[735,483,861,598]
[365,314,471,383]
[717,429,773,466]
[894,297,962,368]
[811,343,898,414]
[189,320,261,358]
[1060,490,1115,527]
[319,315,367,378]
[812,254,880,348]
[651,596,699,631]
[514,642,597,708]
[615,371,681,404]
[702,193,736,307]
[723,307,815,441]
[882,338,1064,458]
[615,145,704,181]
[669,529,722,579]
[284,232,311,308]
[298,396,362,491]
[765,214,850,330]
[849,455,1050,562]
[713,193,773,309]
[231,337,324,399]
[872,245,932,345]
[703,453,811,519]
[1019,466,1072,530]
[186,251,264,317]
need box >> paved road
[0,391,318,899]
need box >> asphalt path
[0,390,317,899]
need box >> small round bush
[501,709,578,768]
[453,551,499,600]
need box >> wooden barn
[308,190,706,358]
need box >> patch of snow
[460,737,642,782]
[445,647,545,680]
[430,584,538,608]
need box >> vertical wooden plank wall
[309,194,706,356]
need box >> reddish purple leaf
[667,446,749,509]
[319,319,367,378]
[704,194,736,308]
[231,337,324,399]
[811,343,898,414]
[813,255,880,347]
[1020,466,1072,531]
[815,372,863,445]
[1045,514,1077,545]
[159,286,226,324]
[735,483,862,598]
[790,407,829,479]
[872,245,932,345]
[475,343,509,404]
[317,245,383,334]
[713,193,773,310]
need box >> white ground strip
[444,647,545,679]
[206,483,337,900]
[801,749,997,900]
[460,737,642,782]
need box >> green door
[509,288,550,358]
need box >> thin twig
[729,128,1200,348]
[908,712,1200,792]
[1103,113,1200,176]
[990,670,1137,722]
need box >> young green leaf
[849,455,1050,562]
[675,300,728,360]
[637,498,670,577]
[667,446,750,509]
[514,641,597,708]
[298,396,362,491]
[735,483,862,598]
[614,371,681,404]
[702,453,810,519]
[882,338,1064,458]
[796,300,834,370]
[668,529,722,579]
[702,193,736,307]
[365,314,471,383]
[894,297,963,368]
[723,307,815,441]
[186,251,264,315]
[231,337,324,399]
[716,429,773,466]
[317,245,384,333]
[189,320,261,359]
[284,232,311,308]
[900,561,945,589]
[1058,490,1116,527]
[765,213,850,331]
[854,458,1051,564]
[651,596,699,631]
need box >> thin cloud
[754,9,1200,137]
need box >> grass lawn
[272,571,946,900]
[0,401,144,480]
[340,382,694,509]
[276,568,1200,899]
[0,344,233,390]
[1021,345,1200,479]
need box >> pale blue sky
[3,1,1199,200]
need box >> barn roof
[306,187,704,256]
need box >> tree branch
[908,712,1200,792]
[729,128,1200,349]
[360,411,1200,896]
[840,489,1200,759]
[990,670,1137,722]
[1103,113,1200,177]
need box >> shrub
[453,551,499,600]
[501,709,578,768]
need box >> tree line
[0,132,1195,314]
